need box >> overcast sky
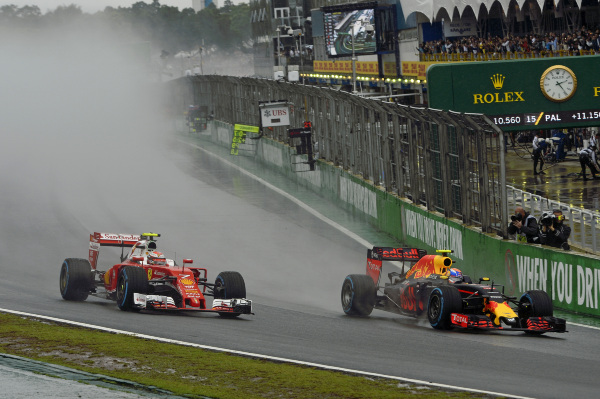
[1,1,245,14]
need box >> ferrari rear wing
[89,232,141,270]
[366,247,427,285]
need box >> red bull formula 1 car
[60,232,252,317]
[341,247,566,334]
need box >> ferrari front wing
[450,313,567,333]
[133,293,253,314]
[212,298,253,315]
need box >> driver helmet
[147,251,166,265]
[449,268,463,283]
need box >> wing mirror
[183,259,193,264]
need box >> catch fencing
[170,76,507,235]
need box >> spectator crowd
[418,26,600,56]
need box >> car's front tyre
[427,285,463,330]
[518,290,553,334]
[214,271,246,317]
[116,266,148,311]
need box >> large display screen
[323,4,377,57]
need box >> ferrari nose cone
[190,298,200,307]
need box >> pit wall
[205,122,600,317]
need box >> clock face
[540,65,577,102]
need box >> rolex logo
[491,74,505,90]
[474,74,524,104]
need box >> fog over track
[1,22,599,399]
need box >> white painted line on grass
[1,308,532,399]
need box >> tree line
[0,1,251,53]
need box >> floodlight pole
[200,40,204,75]
[299,31,303,71]
[277,28,281,67]
[351,24,357,93]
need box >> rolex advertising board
[427,56,600,131]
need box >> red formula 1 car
[60,232,252,317]
[341,247,566,334]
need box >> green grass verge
[0,312,491,399]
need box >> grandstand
[296,0,600,101]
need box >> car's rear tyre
[214,271,246,317]
[427,285,463,330]
[518,290,553,334]
[59,258,92,301]
[116,266,148,311]
[341,274,376,316]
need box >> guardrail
[169,76,508,235]
[171,76,600,254]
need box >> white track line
[3,137,589,399]
[568,321,600,330]
[177,138,373,249]
[0,308,533,399]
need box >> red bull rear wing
[371,247,427,261]
[366,247,427,285]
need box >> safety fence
[420,49,600,63]
[169,76,507,235]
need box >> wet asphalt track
[0,132,599,399]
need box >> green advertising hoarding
[398,203,600,317]
[196,121,600,317]
[427,56,600,131]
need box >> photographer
[507,206,540,243]
[539,210,571,250]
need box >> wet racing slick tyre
[116,266,148,311]
[214,271,246,318]
[518,290,553,334]
[341,274,376,316]
[60,258,93,301]
[427,285,463,330]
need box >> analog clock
[540,65,577,102]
